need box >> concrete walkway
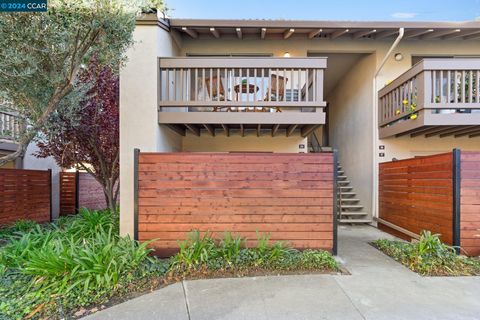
[85,226,480,320]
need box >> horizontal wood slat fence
[378,149,480,256]
[0,168,51,226]
[460,152,480,256]
[135,151,336,257]
[59,172,77,216]
[59,172,111,215]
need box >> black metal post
[452,148,461,254]
[332,149,338,255]
[133,148,140,241]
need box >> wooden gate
[378,149,480,256]
[135,151,337,256]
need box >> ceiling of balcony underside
[394,125,480,138]
[165,123,321,138]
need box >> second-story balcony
[157,57,327,137]
[0,110,22,143]
[379,59,480,138]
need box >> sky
[166,0,480,21]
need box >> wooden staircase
[337,162,372,224]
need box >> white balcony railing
[379,59,480,128]
[158,57,327,112]
[0,111,22,142]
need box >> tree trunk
[104,179,117,214]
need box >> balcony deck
[378,59,480,138]
[157,57,327,137]
[0,111,22,143]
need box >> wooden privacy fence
[0,168,51,226]
[59,171,111,215]
[135,151,337,257]
[378,150,480,256]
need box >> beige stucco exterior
[119,17,480,236]
[182,132,307,153]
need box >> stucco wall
[327,53,376,217]
[119,24,182,236]
[182,132,307,153]
[23,142,61,219]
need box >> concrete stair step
[341,205,364,209]
[339,192,356,196]
[339,186,353,190]
[339,211,368,216]
[340,198,360,203]
[338,218,372,224]
[337,180,350,184]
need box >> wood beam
[182,27,198,39]
[438,125,478,138]
[330,29,349,39]
[300,124,319,137]
[469,132,480,138]
[455,126,480,137]
[261,28,267,39]
[271,124,280,137]
[464,32,480,40]
[443,29,480,40]
[240,124,245,137]
[209,27,220,38]
[308,28,322,39]
[375,30,398,40]
[283,28,295,39]
[424,126,456,138]
[236,28,242,39]
[221,124,229,137]
[166,124,186,136]
[203,124,215,136]
[421,29,460,40]
[406,126,434,138]
[353,29,376,39]
[256,124,261,137]
[404,29,434,39]
[286,124,298,137]
[185,124,200,136]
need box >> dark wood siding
[137,152,335,256]
[460,152,480,256]
[0,168,51,225]
[378,153,454,244]
[59,172,77,215]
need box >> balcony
[379,59,480,138]
[0,111,22,142]
[157,57,327,137]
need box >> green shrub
[0,209,161,319]
[374,230,480,276]
[171,230,339,275]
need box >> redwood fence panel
[460,152,480,256]
[59,172,77,216]
[59,172,112,215]
[135,151,337,257]
[378,149,480,256]
[0,168,51,225]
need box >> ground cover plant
[373,231,480,276]
[0,210,339,319]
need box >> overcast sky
[166,0,480,21]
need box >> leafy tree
[0,0,162,166]
[36,59,120,213]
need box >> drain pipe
[371,28,404,223]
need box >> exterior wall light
[394,53,403,61]
[283,52,291,57]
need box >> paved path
[85,226,480,320]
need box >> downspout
[371,28,404,223]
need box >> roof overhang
[163,18,480,41]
